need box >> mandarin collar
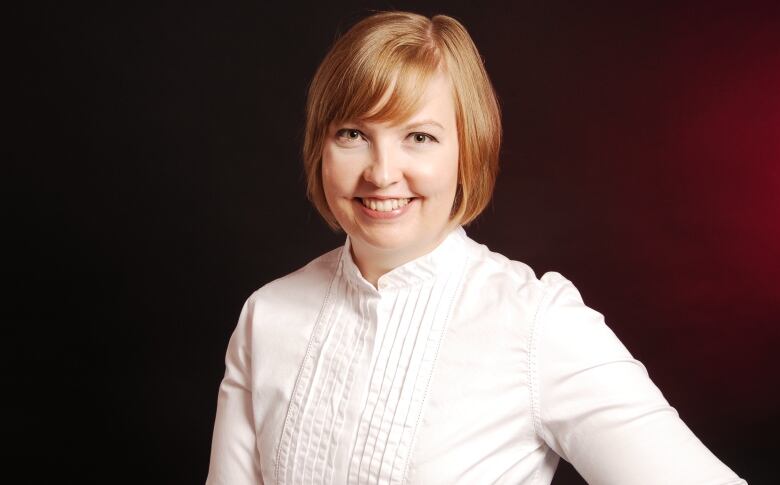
[339,226,468,293]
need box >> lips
[354,196,417,219]
[358,197,412,212]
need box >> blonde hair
[303,11,501,229]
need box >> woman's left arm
[531,272,747,485]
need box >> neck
[350,225,457,288]
[349,246,409,288]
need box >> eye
[336,128,365,142]
[409,132,437,144]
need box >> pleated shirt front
[207,227,747,485]
[275,228,470,485]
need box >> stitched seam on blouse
[372,283,430,482]
[274,251,341,484]
[321,292,372,485]
[528,276,556,447]
[352,287,420,482]
[296,279,352,484]
[400,254,469,485]
[383,280,437,482]
[346,288,405,484]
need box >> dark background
[10,1,778,483]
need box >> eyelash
[335,128,438,144]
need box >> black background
[9,1,778,483]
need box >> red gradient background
[10,1,778,483]
[473,4,780,481]
[475,5,780,480]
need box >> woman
[207,11,747,485]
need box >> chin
[358,227,415,251]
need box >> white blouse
[206,227,746,485]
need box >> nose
[363,142,401,188]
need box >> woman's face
[321,70,459,266]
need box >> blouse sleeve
[206,298,264,485]
[531,272,746,485]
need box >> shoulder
[454,233,590,342]
[244,246,342,314]
[458,231,617,342]
[461,233,573,301]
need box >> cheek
[321,148,360,207]
[321,156,348,223]
[321,149,342,198]
[414,147,459,196]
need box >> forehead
[340,68,455,129]
[365,72,456,129]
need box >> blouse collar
[339,226,469,293]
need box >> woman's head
[303,11,501,231]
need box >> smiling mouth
[356,197,415,212]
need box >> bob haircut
[303,11,501,229]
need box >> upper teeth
[361,198,410,212]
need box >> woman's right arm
[206,299,264,485]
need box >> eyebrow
[401,119,445,131]
[338,119,445,132]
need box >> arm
[206,298,264,485]
[531,272,746,485]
